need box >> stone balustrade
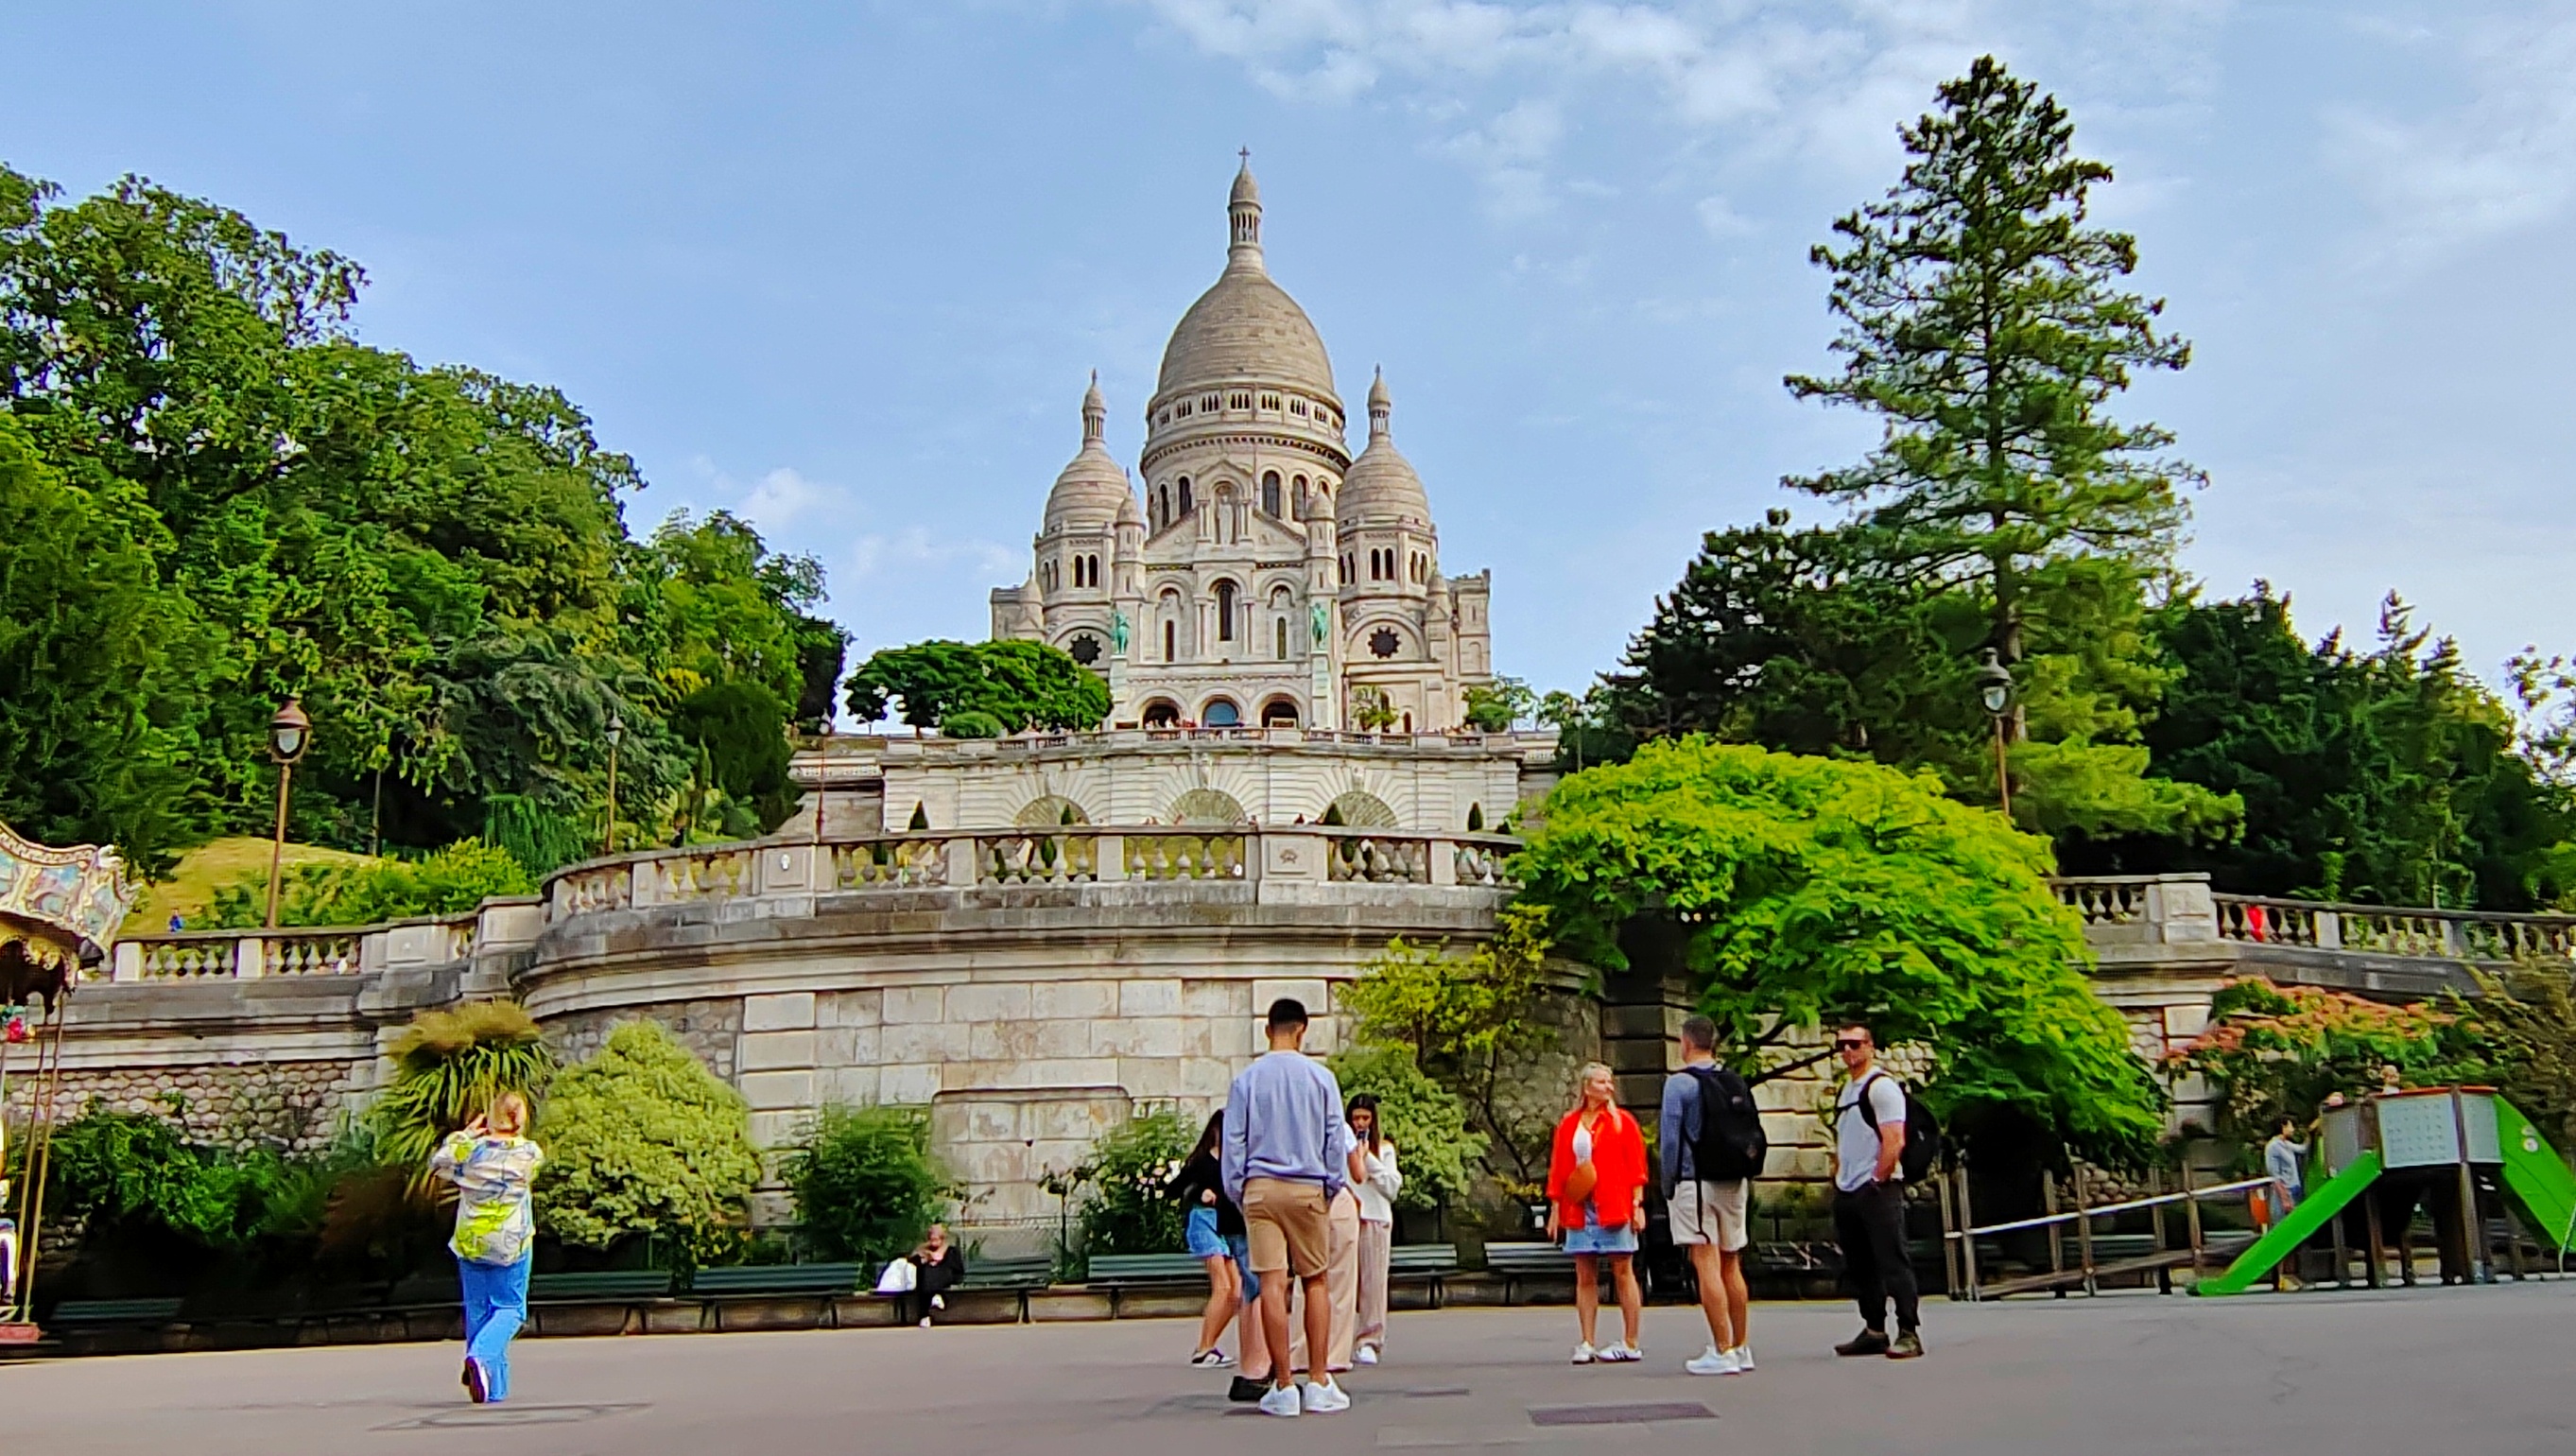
[2052,873,2575,969]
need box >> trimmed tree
[1509,737,2164,1162]
[533,1021,764,1263]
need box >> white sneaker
[1570,1342,1598,1364]
[1598,1343,1642,1362]
[1685,1346,1742,1376]
[1355,1344,1379,1366]
[1301,1378,1351,1413]
[1258,1384,1303,1417]
[929,1293,944,1309]
[1728,1344,1754,1371]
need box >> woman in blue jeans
[429,1090,544,1404]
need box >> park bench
[528,1270,675,1303]
[688,1262,862,1298]
[47,1296,184,1327]
[1480,1241,1574,1302]
[1086,1253,1207,1288]
[1389,1243,1462,1278]
[954,1252,1055,1291]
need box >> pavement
[9,1283,2574,1456]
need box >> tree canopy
[844,637,1109,734]
[0,165,845,872]
[1509,737,2165,1161]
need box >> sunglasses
[1832,1038,1869,1050]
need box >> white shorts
[1669,1178,1749,1252]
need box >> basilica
[990,161,1495,734]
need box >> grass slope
[124,837,379,937]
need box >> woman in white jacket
[1346,1094,1404,1363]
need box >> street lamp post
[602,710,624,857]
[263,698,312,929]
[1973,649,2014,823]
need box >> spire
[1367,367,1392,442]
[1081,370,1106,443]
[1228,151,1263,270]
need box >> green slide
[2193,1151,2382,1296]
[2497,1100,2576,1261]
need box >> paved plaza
[9,1284,2571,1456]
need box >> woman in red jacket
[1547,1061,1649,1363]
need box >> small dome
[1338,370,1430,528]
[1044,374,1135,529]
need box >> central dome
[1154,161,1339,403]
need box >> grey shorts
[1669,1178,1750,1252]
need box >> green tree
[0,417,209,870]
[1071,1109,1193,1257]
[1776,58,2228,842]
[1462,676,1537,732]
[1326,1044,1484,1210]
[780,1104,952,1265]
[207,839,535,928]
[1510,737,2164,1162]
[2166,978,2485,1160]
[845,639,1108,734]
[533,1021,765,1264]
[1340,906,1562,1184]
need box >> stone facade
[3,1058,364,1154]
[989,163,1493,734]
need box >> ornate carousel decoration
[1,820,136,1341]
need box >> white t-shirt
[1832,1071,1909,1193]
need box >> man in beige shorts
[1221,997,1353,1418]
[1661,1015,1755,1375]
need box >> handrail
[1943,1169,2278,1301]
[1948,1177,2273,1239]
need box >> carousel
[0,820,135,1342]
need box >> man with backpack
[1830,1020,1926,1360]
[1661,1015,1762,1376]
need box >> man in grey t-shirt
[1829,1021,1921,1360]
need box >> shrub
[940,709,1005,739]
[211,838,537,928]
[533,1021,764,1264]
[369,999,555,1180]
[1328,1045,1484,1210]
[1073,1109,1192,1256]
[36,1105,288,1249]
[781,1105,951,1265]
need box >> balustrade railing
[2214,892,2575,962]
[977,831,1098,885]
[834,836,950,890]
[1122,831,1247,881]
[1326,832,1427,884]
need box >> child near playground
[428,1091,544,1404]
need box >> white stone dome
[1044,374,1134,529]
[1155,161,1338,402]
[1337,371,1430,528]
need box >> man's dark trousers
[1833,1181,1919,1332]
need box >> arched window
[1142,699,1181,728]
[1275,617,1288,658]
[1156,485,1169,528]
[1293,475,1308,516]
[1202,698,1242,727]
[1164,620,1176,661]
[1178,477,1193,516]
[1261,470,1282,517]
[1260,696,1300,727]
[1089,554,1101,586]
[1214,580,1237,641]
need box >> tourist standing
[1172,1111,1241,1366]
[2263,1118,2310,1224]
[428,1091,544,1404]
[1829,1023,1923,1360]
[1547,1062,1647,1363]
[1347,1095,1402,1364]
[1661,1015,1757,1375]
[1222,997,1354,1418]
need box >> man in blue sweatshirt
[1222,997,1353,1418]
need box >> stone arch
[1169,788,1249,824]
[1259,695,1301,727]
[1014,795,1089,827]
[1200,696,1243,727]
[1322,790,1398,828]
[1140,698,1182,728]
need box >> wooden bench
[527,1270,675,1303]
[47,1297,184,1327]
[1389,1243,1462,1278]
[688,1262,862,1298]
[955,1253,1054,1291]
[1086,1253,1207,1288]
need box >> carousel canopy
[0,820,135,1002]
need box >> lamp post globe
[602,710,625,857]
[1971,650,2014,821]
[263,697,311,929]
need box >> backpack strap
[1851,1069,1895,1132]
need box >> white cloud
[2326,12,2576,269]
[1695,193,1755,237]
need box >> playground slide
[2193,1151,2382,1296]
[2497,1101,2576,1259]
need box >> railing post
[112,942,143,982]
[2315,910,2343,949]
[1094,832,1126,882]
[1937,1166,1962,1299]
[2043,1171,2066,1295]
[2182,1164,2204,1280]
[236,934,267,979]
[2074,1164,2099,1296]
[1956,1164,1980,1301]
[945,836,980,887]
[1429,833,1458,886]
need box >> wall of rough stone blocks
[546,997,744,1083]
[3,1059,366,1153]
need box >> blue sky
[8,2,2571,705]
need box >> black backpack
[1851,1070,1942,1183]
[1684,1066,1769,1181]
